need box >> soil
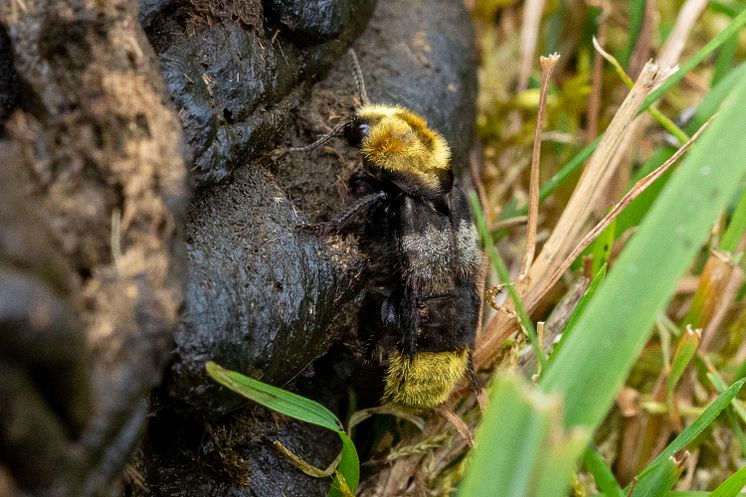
[0,0,476,495]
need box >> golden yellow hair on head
[356,104,451,184]
[382,349,469,411]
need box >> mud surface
[145,0,376,187]
[0,1,188,496]
[142,0,477,495]
[0,26,18,124]
[0,0,476,495]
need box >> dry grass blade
[492,215,528,231]
[658,0,709,67]
[701,254,745,351]
[532,117,712,308]
[627,0,655,78]
[524,62,675,306]
[518,0,548,90]
[274,440,341,478]
[521,53,560,279]
[476,62,676,368]
[436,405,474,446]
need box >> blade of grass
[617,147,677,234]
[205,361,360,496]
[548,264,607,366]
[630,453,685,497]
[583,446,625,497]
[712,31,739,86]
[720,186,746,253]
[206,361,342,430]
[710,0,742,17]
[706,367,746,425]
[667,327,701,396]
[725,407,746,458]
[539,67,746,431]
[535,430,588,497]
[471,193,547,371]
[710,456,746,497]
[459,376,587,497]
[589,222,615,275]
[522,54,560,277]
[688,61,746,133]
[459,377,553,497]
[638,378,746,480]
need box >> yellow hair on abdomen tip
[382,349,469,411]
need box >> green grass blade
[720,185,746,252]
[688,61,746,134]
[638,378,746,480]
[583,446,625,497]
[459,377,550,497]
[630,455,682,497]
[539,69,746,430]
[471,194,547,371]
[708,368,746,424]
[589,221,615,275]
[548,264,607,366]
[459,376,587,497]
[334,435,360,495]
[712,31,739,87]
[711,0,742,17]
[205,361,360,495]
[617,147,677,234]
[206,361,343,431]
[667,327,700,396]
[535,430,588,497]
[705,369,746,456]
[622,0,647,69]
[710,463,746,497]
[725,407,746,458]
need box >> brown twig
[521,53,560,279]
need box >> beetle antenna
[349,49,370,106]
[289,120,350,152]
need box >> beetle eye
[344,120,370,148]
